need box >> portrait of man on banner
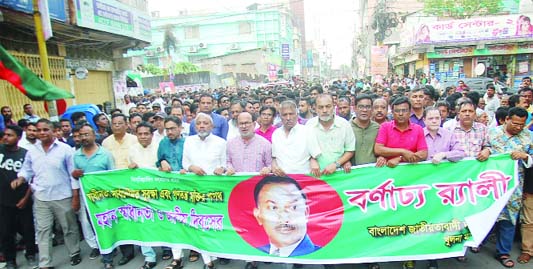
[252,175,321,257]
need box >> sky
[147,0,358,68]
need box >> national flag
[0,45,74,101]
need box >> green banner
[80,155,517,264]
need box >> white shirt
[443,117,458,132]
[181,122,190,138]
[18,137,40,151]
[226,120,239,140]
[271,124,310,174]
[152,129,166,146]
[128,142,158,168]
[183,134,226,174]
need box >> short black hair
[259,106,277,116]
[391,96,411,110]
[111,113,127,123]
[495,107,509,124]
[71,112,86,123]
[142,112,156,122]
[354,94,372,105]
[253,175,306,207]
[508,107,528,119]
[136,121,154,133]
[164,116,182,126]
[5,125,23,137]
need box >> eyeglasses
[356,105,372,111]
[238,122,253,127]
[393,109,410,114]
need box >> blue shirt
[18,139,79,201]
[189,112,229,140]
[157,137,184,171]
[73,146,115,173]
[0,114,4,132]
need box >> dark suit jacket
[257,234,321,257]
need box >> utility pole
[33,0,58,120]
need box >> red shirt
[255,125,277,143]
[375,121,428,159]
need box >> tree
[143,63,200,76]
[419,0,505,19]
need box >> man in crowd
[374,96,428,169]
[452,99,491,161]
[298,97,314,124]
[156,116,187,269]
[18,122,39,150]
[272,100,311,176]
[226,112,271,176]
[227,101,244,140]
[306,94,355,177]
[409,88,425,127]
[71,123,114,267]
[484,84,500,117]
[488,107,533,268]
[151,112,166,145]
[1,106,16,126]
[372,98,389,125]
[12,119,82,269]
[374,97,427,269]
[0,126,37,269]
[423,107,464,165]
[169,106,189,138]
[22,104,39,123]
[101,114,138,265]
[183,113,227,269]
[336,97,353,121]
[128,113,143,135]
[127,122,160,269]
[351,94,379,165]
[256,106,277,143]
[189,94,228,140]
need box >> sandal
[518,253,531,264]
[165,259,183,269]
[495,254,515,268]
[189,250,199,262]
[470,246,481,253]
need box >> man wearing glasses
[351,94,380,166]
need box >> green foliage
[143,62,200,76]
[419,0,504,19]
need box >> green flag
[0,45,74,101]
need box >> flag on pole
[0,45,74,101]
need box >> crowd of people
[0,75,532,269]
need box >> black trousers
[0,204,37,262]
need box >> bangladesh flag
[0,45,74,101]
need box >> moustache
[275,223,296,232]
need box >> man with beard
[156,116,187,269]
[182,113,226,269]
[337,97,353,121]
[306,94,355,177]
[372,98,389,125]
[71,124,114,266]
[18,122,39,151]
[272,100,311,176]
[189,94,229,140]
[1,106,16,126]
[226,112,271,176]
[12,119,82,269]
[298,97,314,124]
[484,84,500,117]
[0,126,37,269]
[227,101,244,140]
[351,94,380,166]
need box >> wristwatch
[335,161,341,168]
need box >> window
[185,25,199,39]
[239,22,252,35]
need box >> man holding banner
[487,107,533,268]
[72,123,115,269]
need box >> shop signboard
[281,44,290,60]
[0,0,67,21]
[427,43,533,59]
[74,0,151,42]
[415,14,533,45]
[371,46,389,76]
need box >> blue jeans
[102,252,113,264]
[496,220,516,255]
